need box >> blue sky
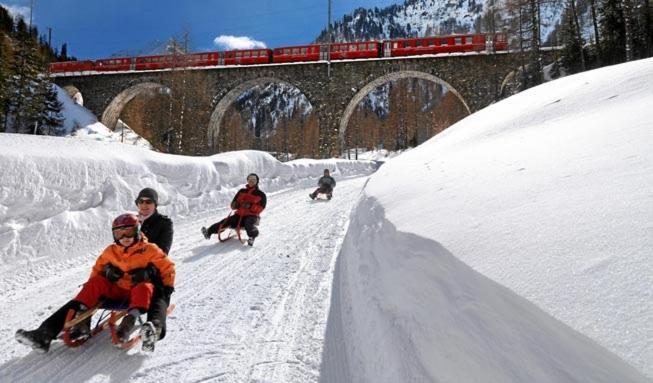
[1,0,401,59]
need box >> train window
[292,48,299,54]
[393,42,398,49]
[455,37,462,45]
[244,51,250,57]
[416,40,422,47]
[359,43,365,50]
[203,54,208,60]
[301,47,306,54]
[284,48,291,55]
[236,52,242,58]
[441,39,448,46]
[368,43,374,50]
[428,40,435,46]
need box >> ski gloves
[130,263,159,285]
[104,263,124,282]
[231,201,252,209]
[103,263,159,285]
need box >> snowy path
[0,176,368,383]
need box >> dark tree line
[0,5,67,135]
[495,0,652,82]
[554,0,652,74]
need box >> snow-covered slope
[326,57,653,381]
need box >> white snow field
[0,57,652,382]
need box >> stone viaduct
[53,51,555,157]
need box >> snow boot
[247,237,255,246]
[68,318,91,341]
[68,305,91,341]
[15,328,53,353]
[116,313,138,342]
[201,226,210,240]
[140,320,161,352]
[309,193,315,200]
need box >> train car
[384,33,488,57]
[184,51,221,67]
[220,48,272,66]
[328,41,382,60]
[134,54,176,70]
[48,60,95,73]
[490,33,508,51]
[273,45,323,63]
[94,57,133,72]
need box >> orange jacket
[89,238,175,290]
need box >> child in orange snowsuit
[15,213,175,352]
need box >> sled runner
[216,211,259,245]
[62,299,175,350]
[310,192,332,201]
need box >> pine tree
[600,0,626,64]
[560,0,586,73]
[0,6,13,35]
[6,18,47,133]
[0,33,12,123]
[60,43,68,60]
[37,83,64,135]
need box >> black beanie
[135,188,158,205]
[247,173,259,185]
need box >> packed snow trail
[0,176,368,383]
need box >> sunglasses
[137,198,154,205]
[112,226,138,240]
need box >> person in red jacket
[15,213,176,353]
[201,173,267,246]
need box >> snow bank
[326,57,653,380]
[55,85,153,148]
[0,134,377,269]
[322,196,649,382]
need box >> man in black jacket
[309,169,336,200]
[135,188,174,348]
[136,188,173,254]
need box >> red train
[49,33,507,74]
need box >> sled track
[0,176,369,383]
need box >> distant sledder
[15,213,176,353]
[201,173,267,246]
[309,169,336,200]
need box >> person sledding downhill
[15,213,175,353]
[201,173,267,246]
[309,169,336,200]
[134,187,175,346]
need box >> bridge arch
[101,82,169,130]
[338,70,471,151]
[62,85,84,106]
[207,77,312,148]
